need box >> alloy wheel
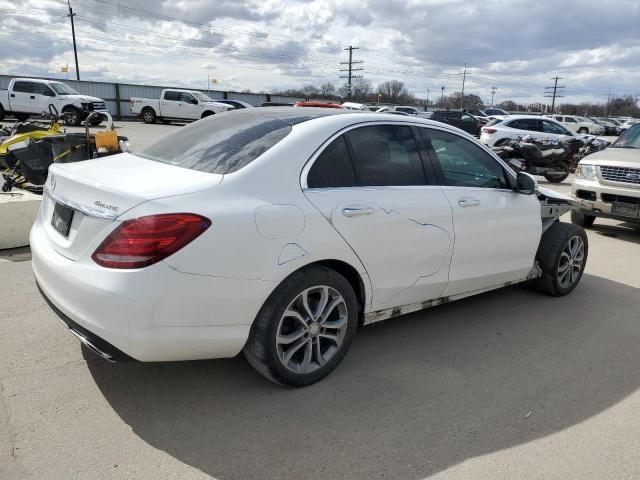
[276,285,348,374]
[557,235,585,289]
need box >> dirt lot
[1,122,639,480]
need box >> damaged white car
[31,108,588,386]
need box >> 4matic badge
[94,200,119,212]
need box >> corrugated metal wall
[0,74,303,118]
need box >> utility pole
[67,0,80,80]
[425,89,430,110]
[606,89,612,117]
[440,86,445,106]
[339,46,363,100]
[544,76,565,114]
[490,86,497,106]
[459,63,469,109]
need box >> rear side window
[13,81,33,93]
[346,125,425,186]
[422,129,509,189]
[164,91,180,101]
[307,136,357,188]
[139,113,291,174]
[507,119,539,131]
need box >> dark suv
[430,110,482,135]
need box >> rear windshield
[138,113,292,174]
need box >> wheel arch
[201,110,215,118]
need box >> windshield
[50,83,80,95]
[193,91,214,102]
[138,112,293,174]
[612,124,640,149]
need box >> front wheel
[63,107,82,126]
[244,266,359,387]
[544,162,569,183]
[578,127,588,134]
[533,222,588,296]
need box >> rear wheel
[571,209,596,228]
[244,266,358,387]
[141,107,156,124]
[544,162,569,183]
[533,222,588,296]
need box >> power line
[340,46,363,100]
[544,76,565,113]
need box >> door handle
[458,197,481,207]
[30,95,35,99]
[342,206,375,217]
[10,93,15,98]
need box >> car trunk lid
[42,152,222,261]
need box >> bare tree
[376,80,410,103]
[320,82,336,98]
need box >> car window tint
[422,129,508,189]
[139,113,292,174]
[181,93,195,103]
[565,117,577,123]
[346,125,425,186]
[32,83,53,96]
[542,120,569,135]
[508,119,539,131]
[307,136,357,188]
[13,81,33,93]
[164,91,180,101]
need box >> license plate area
[51,202,75,237]
[612,202,640,218]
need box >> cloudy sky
[1,0,639,106]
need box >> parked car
[466,109,490,120]
[295,101,343,108]
[590,118,621,136]
[576,116,605,135]
[261,102,295,107]
[130,89,231,124]
[32,107,587,386]
[341,102,369,110]
[552,115,603,135]
[376,106,421,115]
[215,99,254,110]
[620,119,639,133]
[430,110,483,135]
[483,107,510,117]
[571,123,640,227]
[0,78,108,126]
[480,115,578,147]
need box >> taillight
[92,213,211,269]
[482,127,497,134]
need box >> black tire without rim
[571,209,596,228]
[244,266,359,387]
[141,107,156,124]
[533,222,588,296]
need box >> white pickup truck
[130,89,231,124]
[0,78,108,126]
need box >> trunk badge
[49,174,56,191]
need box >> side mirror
[517,172,537,195]
[190,98,198,105]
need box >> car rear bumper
[572,178,640,222]
[31,220,272,362]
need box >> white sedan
[32,108,588,386]
[480,115,578,147]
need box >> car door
[303,124,454,311]
[10,81,35,113]
[160,90,181,117]
[420,127,541,296]
[30,82,56,114]
[179,92,200,119]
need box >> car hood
[581,147,640,167]
[58,94,104,103]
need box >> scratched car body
[31,108,588,386]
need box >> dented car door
[303,124,454,310]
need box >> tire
[544,162,569,183]
[578,127,588,134]
[571,209,596,228]
[243,266,359,387]
[0,104,5,122]
[201,111,214,119]
[533,222,588,296]
[63,107,82,126]
[141,107,156,124]
[14,113,29,122]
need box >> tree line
[269,77,639,116]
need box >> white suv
[572,124,640,227]
[480,115,576,147]
[31,108,588,386]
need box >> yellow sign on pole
[61,65,69,73]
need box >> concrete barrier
[0,189,41,249]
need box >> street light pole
[440,86,445,107]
